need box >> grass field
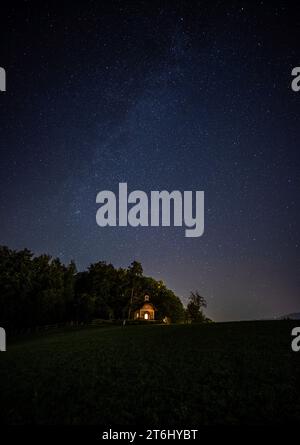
[0,321,299,425]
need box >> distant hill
[279,312,300,320]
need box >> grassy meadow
[0,321,299,425]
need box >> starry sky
[0,1,299,321]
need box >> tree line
[0,246,210,333]
[0,246,190,332]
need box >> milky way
[0,1,299,320]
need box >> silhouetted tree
[186,291,207,323]
[127,261,143,319]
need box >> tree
[127,261,143,319]
[0,246,78,331]
[128,261,143,277]
[186,291,207,323]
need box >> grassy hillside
[0,321,299,425]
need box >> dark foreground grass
[0,321,299,425]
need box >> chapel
[133,295,156,320]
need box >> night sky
[0,1,299,321]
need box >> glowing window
[144,313,149,320]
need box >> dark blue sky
[0,1,299,320]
